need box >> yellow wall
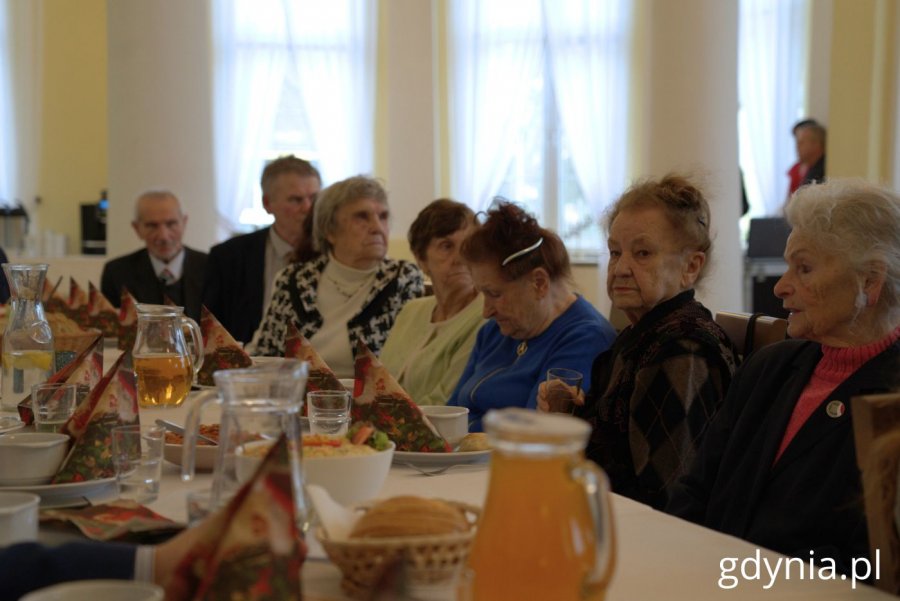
[37,0,108,255]
[827,0,898,181]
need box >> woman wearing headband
[447,202,616,431]
[539,174,737,510]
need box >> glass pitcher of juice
[132,304,203,407]
[468,408,616,601]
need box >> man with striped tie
[100,190,207,320]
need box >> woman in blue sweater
[448,202,616,431]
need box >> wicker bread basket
[316,501,480,600]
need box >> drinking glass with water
[112,424,164,504]
[307,390,352,436]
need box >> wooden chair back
[852,392,900,595]
[714,311,788,359]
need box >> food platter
[0,477,117,507]
[393,449,491,467]
[164,443,218,470]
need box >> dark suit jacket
[101,246,208,321]
[0,541,136,599]
[0,246,9,303]
[202,227,269,343]
[667,338,900,573]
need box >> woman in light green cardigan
[379,199,484,405]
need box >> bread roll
[457,432,490,452]
[350,495,469,538]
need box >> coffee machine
[0,204,29,253]
[80,189,107,255]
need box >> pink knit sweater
[774,326,900,463]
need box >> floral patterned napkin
[196,306,253,386]
[353,341,449,453]
[167,435,306,601]
[284,325,344,413]
[41,500,182,542]
[117,288,139,351]
[67,277,90,328]
[88,282,121,338]
[16,333,104,425]
[53,351,140,483]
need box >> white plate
[164,443,218,470]
[0,477,116,507]
[393,449,491,466]
[0,416,25,435]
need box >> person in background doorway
[786,119,826,200]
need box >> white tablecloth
[131,399,895,601]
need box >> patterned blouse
[252,255,424,357]
[576,290,738,510]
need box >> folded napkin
[196,306,253,386]
[284,324,344,393]
[16,333,104,425]
[53,351,140,483]
[42,276,67,313]
[67,277,90,328]
[166,435,306,601]
[88,282,121,338]
[41,500,182,542]
[353,341,449,453]
[117,288,139,351]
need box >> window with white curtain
[211,0,376,238]
[446,0,632,256]
[738,0,809,218]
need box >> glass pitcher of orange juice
[468,408,616,601]
[132,304,203,407]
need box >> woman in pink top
[668,179,900,577]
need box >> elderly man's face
[263,173,320,246]
[132,195,187,262]
[795,127,823,165]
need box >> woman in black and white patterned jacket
[249,175,424,377]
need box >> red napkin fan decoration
[166,435,306,601]
[67,277,90,328]
[87,282,121,338]
[42,276,67,313]
[52,351,140,483]
[353,341,449,453]
[196,306,252,386]
[284,324,344,393]
[117,288,139,351]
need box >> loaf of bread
[350,495,469,539]
[457,432,490,452]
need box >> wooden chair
[714,311,788,359]
[852,392,900,595]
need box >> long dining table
[107,395,894,601]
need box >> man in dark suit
[101,190,207,320]
[203,156,321,343]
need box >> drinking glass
[545,368,583,414]
[31,383,78,433]
[112,424,164,503]
[307,390,351,436]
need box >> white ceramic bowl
[0,491,40,545]
[21,580,164,601]
[420,405,470,446]
[0,432,69,485]
[236,439,395,505]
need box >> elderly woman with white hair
[250,176,424,376]
[668,179,900,574]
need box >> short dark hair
[260,155,321,196]
[461,201,571,282]
[407,199,475,260]
[792,119,827,145]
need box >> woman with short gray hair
[669,178,900,574]
[250,175,424,376]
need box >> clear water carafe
[132,304,203,407]
[468,408,617,601]
[182,360,310,530]
[1,264,54,410]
